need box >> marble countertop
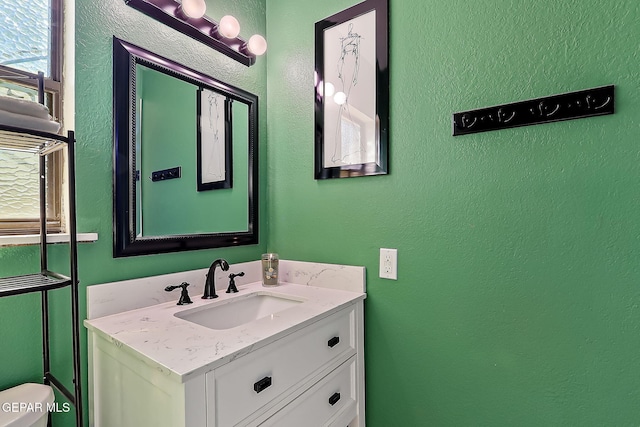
[84,282,365,383]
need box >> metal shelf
[0,74,83,425]
[0,124,67,155]
[0,272,72,298]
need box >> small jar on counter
[261,253,279,286]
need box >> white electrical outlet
[379,248,397,280]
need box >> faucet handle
[165,282,193,305]
[226,272,245,293]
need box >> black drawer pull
[329,392,341,406]
[253,376,272,393]
[327,336,340,348]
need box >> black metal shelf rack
[0,72,82,426]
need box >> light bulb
[180,0,206,19]
[247,34,268,56]
[218,15,240,39]
[324,82,335,98]
[334,91,347,105]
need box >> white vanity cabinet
[259,355,358,427]
[88,332,208,426]
[208,303,362,426]
[87,296,365,427]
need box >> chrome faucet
[203,258,229,299]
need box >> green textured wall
[0,0,266,425]
[266,0,640,425]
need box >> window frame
[0,0,65,236]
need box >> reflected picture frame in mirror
[113,37,259,257]
[197,87,233,191]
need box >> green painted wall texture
[1,0,639,426]
[266,0,640,426]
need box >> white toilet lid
[0,383,54,426]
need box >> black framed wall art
[314,0,389,179]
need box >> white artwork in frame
[323,10,376,168]
[197,87,232,191]
[315,0,389,179]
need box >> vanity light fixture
[178,0,206,19]
[125,0,267,67]
[217,15,240,39]
[245,34,268,56]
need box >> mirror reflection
[113,38,258,257]
[134,64,249,237]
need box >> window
[0,0,64,235]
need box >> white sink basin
[175,292,304,330]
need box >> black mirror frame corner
[112,37,259,257]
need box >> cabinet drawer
[260,356,357,427]
[207,306,356,426]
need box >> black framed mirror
[113,37,258,257]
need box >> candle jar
[261,253,279,287]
